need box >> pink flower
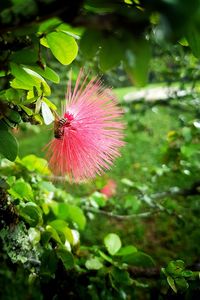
[45,70,125,182]
[100,179,117,198]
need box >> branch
[0,1,148,37]
[150,182,200,199]
[0,1,83,35]
[128,266,160,278]
[83,207,158,220]
[128,265,200,278]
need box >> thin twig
[83,207,158,220]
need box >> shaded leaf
[80,29,102,58]
[57,246,74,270]
[186,24,200,58]
[124,38,151,87]
[19,202,43,227]
[99,37,124,71]
[122,251,155,267]
[0,129,18,161]
[111,267,132,286]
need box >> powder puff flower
[100,179,117,198]
[45,70,125,182]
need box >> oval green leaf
[0,129,18,161]
[19,202,43,227]
[27,66,60,83]
[46,31,78,65]
[104,233,122,256]
[122,251,155,267]
[85,257,103,270]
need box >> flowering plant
[45,70,125,182]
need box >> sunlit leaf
[115,245,137,256]
[8,179,33,200]
[104,233,122,255]
[85,257,103,270]
[46,31,78,65]
[167,276,177,293]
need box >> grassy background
[15,84,200,267]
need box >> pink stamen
[45,70,125,183]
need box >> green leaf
[5,109,21,124]
[185,24,200,58]
[57,23,83,36]
[22,67,51,96]
[46,31,78,65]
[0,120,9,131]
[19,104,33,116]
[122,251,155,267]
[111,267,132,286]
[99,250,113,264]
[121,178,134,187]
[182,270,193,277]
[52,203,86,230]
[5,88,23,103]
[99,37,124,71]
[27,66,60,83]
[0,129,18,161]
[45,225,62,244]
[90,191,106,207]
[49,220,74,244]
[38,17,61,33]
[115,245,137,256]
[40,37,49,48]
[124,38,151,87]
[60,30,80,40]
[20,155,50,175]
[0,71,6,77]
[167,276,177,293]
[19,202,43,227]
[85,257,103,270]
[42,97,57,111]
[175,278,189,291]
[10,49,38,64]
[104,233,122,255]
[181,144,200,158]
[10,63,51,96]
[8,179,33,200]
[10,63,38,89]
[80,29,102,59]
[28,228,41,245]
[166,260,184,276]
[56,246,74,270]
